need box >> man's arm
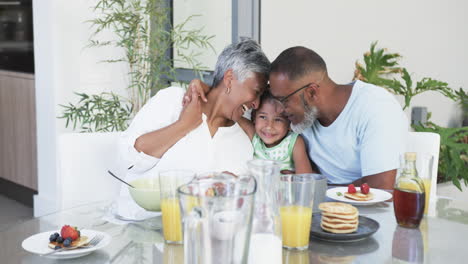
[352,169,396,190]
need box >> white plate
[22,229,111,259]
[326,187,392,205]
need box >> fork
[41,234,104,257]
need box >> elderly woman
[116,39,270,218]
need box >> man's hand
[178,89,203,132]
[182,79,210,106]
[352,169,396,190]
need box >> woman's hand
[178,88,203,132]
[182,79,210,106]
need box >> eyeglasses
[276,83,315,104]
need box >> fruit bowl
[128,177,161,211]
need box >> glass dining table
[1,195,467,264]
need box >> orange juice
[423,179,431,214]
[280,205,312,249]
[161,198,182,243]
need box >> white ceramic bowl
[128,177,161,211]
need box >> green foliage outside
[354,42,468,190]
[354,42,461,110]
[60,0,214,132]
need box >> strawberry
[347,184,357,193]
[205,187,215,196]
[360,183,370,194]
[60,225,80,241]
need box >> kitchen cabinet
[0,70,37,190]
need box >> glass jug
[247,159,282,264]
[393,152,426,228]
[178,173,257,264]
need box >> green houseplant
[60,0,214,132]
[354,42,468,190]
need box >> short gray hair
[212,39,270,88]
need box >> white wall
[33,0,128,216]
[261,0,467,127]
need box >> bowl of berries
[128,177,161,212]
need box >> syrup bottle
[393,152,426,228]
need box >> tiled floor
[0,194,33,232]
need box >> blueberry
[49,233,59,242]
[63,238,72,247]
[56,236,64,243]
[49,235,56,242]
[54,245,61,250]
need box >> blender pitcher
[178,173,257,264]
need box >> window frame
[164,0,261,85]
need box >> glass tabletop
[1,197,468,263]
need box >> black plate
[310,213,379,242]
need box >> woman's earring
[226,86,231,94]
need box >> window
[169,0,260,85]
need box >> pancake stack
[318,202,359,234]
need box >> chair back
[57,132,123,210]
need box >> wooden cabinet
[0,70,37,191]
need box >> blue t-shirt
[302,80,408,184]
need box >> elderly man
[187,46,408,189]
[268,47,408,189]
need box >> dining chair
[57,132,124,210]
[405,131,440,215]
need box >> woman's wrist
[174,119,196,136]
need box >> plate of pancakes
[310,202,379,242]
[326,187,392,205]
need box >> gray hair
[212,39,270,88]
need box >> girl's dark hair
[251,90,287,121]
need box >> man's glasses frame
[276,82,317,104]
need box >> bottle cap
[405,152,417,161]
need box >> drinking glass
[178,173,257,264]
[159,170,195,244]
[283,249,310,264]
[163,244,184,264]
[310,174,327,213]
[415,153,434,215]
[279,174,316,250]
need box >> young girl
[238,91,315,174]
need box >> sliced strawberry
[347,184,357,194]
[360,183,370,194]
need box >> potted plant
[60,0,214,132]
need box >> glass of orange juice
[159,170,195,244]
[417,153,434,215]
[279,174,316,250]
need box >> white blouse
[116,87,253,218]
[120,86,253,179]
